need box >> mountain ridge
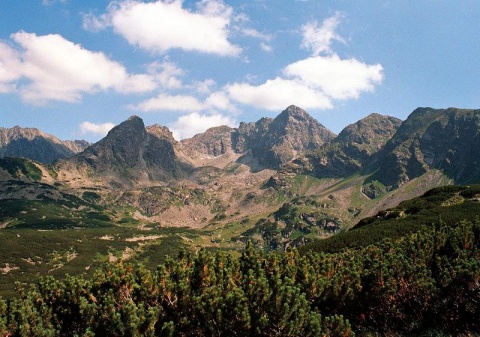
[0,126,90,164]
[0,105,479,251]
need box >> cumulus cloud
[191,78,216,94]
[226,77,332,111]
[82,13,110,32]
[170,112,236,140]
[1,32,157,104]
[131,94,206,112]
[205,91,239,113]
[147,61,185,89]
[79,121,115,136]
[0,42,22,93]
[223,13,383,111]
[284,54,384,100]
[301,12,345,56]
[99,0,241,56]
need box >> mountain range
[0,105,479,250]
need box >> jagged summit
[372,107,480,188]
[279,105,310,119]
[336,113,402,147]
[299,113,402,178]
[0,126,89,164]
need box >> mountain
[234,105,336,169]
[179,105,336,170]
[297,113,402,178]
[370,107,480,190]
[0,126,90,164]
[56,116,189,188]
[180,125,235,160]
[1,106,480,251]
[2,105,480,300]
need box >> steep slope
[56,116,189,188]
[181,125,235,159]
[297,113,402,178]
[371,107,480,189]
[234,105,336,169]
[301,184,480,253]
[0,126,89,164]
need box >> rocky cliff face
[180,125,235,159]
[299,113,402,178]
[6,106,480,197]
[60,116,188,187]
[372,107,480,188]
[234,105,336,169]
[0,126,89,164]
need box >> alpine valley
[0,105,479,297]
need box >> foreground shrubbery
[1,219,480,336]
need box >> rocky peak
[235,105,335,169]
[147,125,177,143]
[181,125,234,158]
[336,113,402,154]
[275,105,312,124]
[76,116,147,170]
[0,126,89,164]
[298,113,402,179]
[372,107,480,189]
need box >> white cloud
[223,13,383,111]
[205,91,239,113]
[147,61,184,89]
[170,112,236,140]
[284,54,384,100]
[191,78,216,94]
[301,12,345,56]
[132,94,206,112]
[226,77,332,111]
[104,0,241,56]
[82,13,110,32]
[79,121,115,136]
[42,0,67,5]
[0,42,21,93]
[260,42,273,52]
[3,31,156,104]
[240,28,271,41]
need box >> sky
[1,1,480,142]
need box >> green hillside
[300,184,480,253]
[1,214,479,336]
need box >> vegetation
[1,217,480,336]
[0,157,42,181]
[236,196,342,252]
[302,184,480,253]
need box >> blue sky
[1,0,479,142]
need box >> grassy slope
[300,184,480,254]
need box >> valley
[0,105,477,299]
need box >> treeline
[1,219,480,336]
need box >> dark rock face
[80,116,147,170]
[301,113,402,178]
[145,125,178,174]
[234,105,335,169]
[69,116,185,184]
[0,126,89,164]
[373,108,480,188]
[177,105,335,170]
[11,105,479,193]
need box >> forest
[1,215,479,336]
